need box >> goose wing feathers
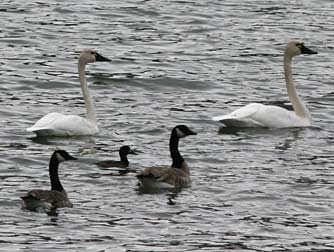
[21,189,72,208]
[137,167,190,188]
[137,167,171,181]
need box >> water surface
[0,0,333,251]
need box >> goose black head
[119,145,138,156]
[54,150,77,163]
[79,49,111,64]
[173,125,197,139]
[286,41,317,57]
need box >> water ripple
[0,0,333,251]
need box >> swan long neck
[78,59,97,124]
[49,153,64,191]
[283,53,310,119]
[170,131,184,169]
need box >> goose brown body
[21,150,76,211]
[137,125,196,189]
[21,190,72,209]
[138,162,191,189]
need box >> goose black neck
[49,153,64,191]
[170,131,184,168]
[120,154,129,165]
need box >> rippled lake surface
[0,0,333,251]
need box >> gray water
[0,0,333,251]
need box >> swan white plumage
[212,41,318,128]
[27,49,110,136]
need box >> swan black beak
[95,52,111,62]
[300,45,317,55]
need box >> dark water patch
[53,7,75,14]
[253,6,287,15]
[0,7,28,13]
[238,53,282,58]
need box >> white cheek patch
[175,128,185,138]
[56,153,66,163]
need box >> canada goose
[95,146,138,175]
[137,125,197,189]
[21,150,77,211]
[26,49,110,136]
[212,41,318,128]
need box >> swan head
[173,125,197,139]
[79,49,111,64]
[54,150,77,163]
[285,41,317,57]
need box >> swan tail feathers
[218,118,265,127]
[212,103,260,121]
[26,113,98,136]
[212,114,232,122]
[26,112,64,132]
[212,103,266,127]
[27,127,65,137]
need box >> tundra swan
[26,49,110,136]
[212,41,317,128]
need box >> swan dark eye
[296,43,304,48]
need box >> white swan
[27,49,110,136]
[212,41,318,128]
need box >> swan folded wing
[27,113,98,136]
[252,105,310,128]
[212,103,266,127]
[212,102,310,128]
[212,103,262,121]
[27,112,64,131]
